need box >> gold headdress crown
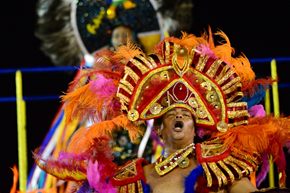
[116,31,255,132]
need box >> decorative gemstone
[150,103,162,115]
[196,107,207,118]
[188,97,198,108]
[127,109,139,121]
[217,121,228,132]
[206,91,217,102]
[201,82,212,91]
[178,157,190,169]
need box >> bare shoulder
[143,163,155,178]
[227,177,258,193]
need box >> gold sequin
[188,97,198,108]
[150,103,162,115]
[127,109,139,121]
[217,121,228,132]
[206,91,218,102]
[201,82,212,90]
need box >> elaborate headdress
[116,30,258,133]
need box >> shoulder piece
[196,138,260,189]
[111,158,147,188]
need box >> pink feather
[256,153,269,187]
[249,104,266,117]
[87,160,117,193]
[89,74,118,99]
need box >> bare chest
[144,162,198,193]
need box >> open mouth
[174,121,184,131]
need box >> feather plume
[113,41,143,64]
[215,115,290,185]
[9,165,18,193]
[33,151,87,181]
[84,137,117,192]
[66,115,143,154]
[248,104,266,117]
[87,160,117,193]
[61,73,121,124]
[242,78,274,97]
[256,153,270,187]
[33,136,118,184]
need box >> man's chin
[172,133,185,140]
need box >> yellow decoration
[137,32,161,54]
[16,70,27,192]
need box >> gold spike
[206,59,223,78]
[201,163,213,187]
[223,156,243,179]
[208,162,228,186]
[215,65,230,83]
[196,55,209,72]
[221,77,241,91]
[225,155,253,175]
[228,110,250,119]
[125,66,140,83]
[128,183,135,193]
[217,160,235,183]
[120,185,127,193]
[137,181,144,193]
[118,84,133,95]
[227,120,249,128]
[131,59,149,74]
[226,91,244,103]
[217,69,235,85]
[116,93,130,104]
[165,42,170,64]
[227,102,248,107]
[223,82,242,95]
[120,79,134,92]
[136,55,154,69]
[147,56,158,68]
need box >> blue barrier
[0,66,78,74]
[0,57,289,103]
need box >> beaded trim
[154,143,195,176]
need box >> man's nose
[176,114,183,119]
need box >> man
[34,28,290,193]
[143,107,258,193]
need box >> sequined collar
[154,143,195,176]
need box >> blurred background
[1,0,290,192]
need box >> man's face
[161,108,195,146]
[111,26,134,49]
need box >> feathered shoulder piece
[196,138,259,190]
[196,114,290,189]
[211,115,290,187]
[34,137,118,190]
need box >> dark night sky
[1,0,290,192]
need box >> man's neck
[163,141,194,158]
